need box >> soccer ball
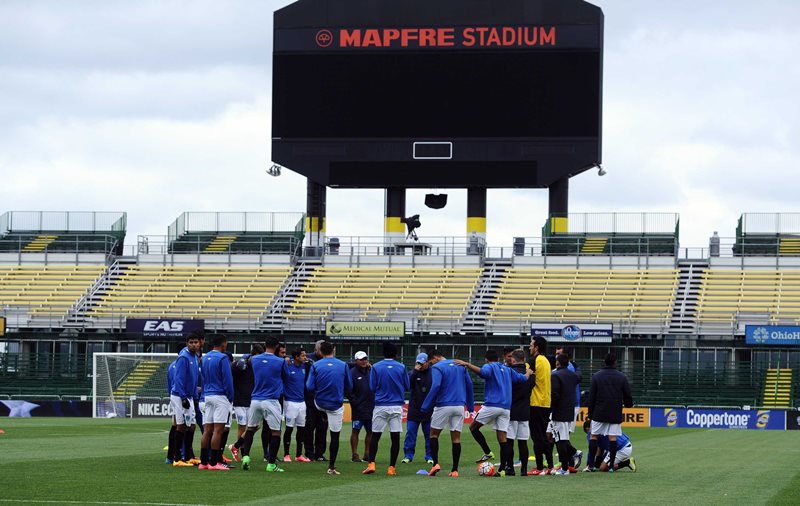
[477,461,496,476]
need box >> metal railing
[167,212,304,242]
[545,212,680,235]
[0,234,120,255]
[136,235,301,255]
[0,211,126,235]
[739,213,800,235]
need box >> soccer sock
[242,430,255,457]
[269,435,280,464]
[430,437,439,465]
[556,441,570,471]
[389,432,400,467]
[184,429,195,460]
[167,426,176,460]
[201,442,210,466]
[544,441,554,469]
[369,432,382,464]
[329,431,340,469]
[608,440,618,470]
[295,427,304,457]
[234,436,244,449]
[261,425,270,459]
[618,459,630,469]
[507,439,515,469]
[502,441,513,471]
[533,440,543,470]
[588,439,600,468]
[284,427,294,456]
[471,427,491,455]
[518,439,529,475]
[209,448,219,467]
[173,430,185,462]
[452,442,461,472]
[220,429,230,453]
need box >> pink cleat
[208,463,230,471]
[295,455,312,462]
[283,455,292,463]
[198,464,210,470]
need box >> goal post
[92,352,177,418]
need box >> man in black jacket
[586,353,634,472]
[348,351,374,462]
[507,349,535,476]
[402,353,433,464]
[304,340,329,461]
[548,353,580,475]
[228,344,264,462]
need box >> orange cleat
[448,471,459,477]
[428,463,441,476]
[362,462,376,475]
[387,466,396,476]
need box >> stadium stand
[81,264,292,328]
[733,213,800,256]
[0,211,126,255]
[487,267,678,334]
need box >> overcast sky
[1,0,798,251]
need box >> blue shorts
[352,419,373,432]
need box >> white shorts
[248,399,283,431]
[225,406,234,429]
[169,395,196,426]
[431,406,465,432]
[234,406,249,426]
[591,421,622,437]
[507,420,530,440]
[372,405,404,433]
[203,395,232,425]
[547,420,572,442]
[475,406,510,433]
[285,401,307,428]
[603,444,633,465]
[315,402,344,433]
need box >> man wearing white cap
[402,352,434,464]
[348,351,374,462]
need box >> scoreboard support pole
[467,187,487,244]
[548,177,569,233]
[384,187,406,250]
[304,179,326,255]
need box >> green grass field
[0,419,798,505]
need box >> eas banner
[651,408,785,430]
[745,325,800,346]
[531,323,612,343]
[126,319,204,339]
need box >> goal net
[92,352,176,418]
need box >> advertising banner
[326,321,405,341]
[575,407,650,428]
[651,408,785,430]
[131,399,171,418]
[745,325,800,346]
[125,319,204,339]
[787,411,800,431]
[0,400,92,417]
[531,323,613,343]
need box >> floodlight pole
[467,187,487,243]
[304,179,326,256]
[548,177,569,233]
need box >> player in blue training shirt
[283,348,311,462]
[237,336,288,473]
[165,342,186,464]
[582,420,636,472]
[362,342,409,476]
[421,349,475,477]
[456,349,531,476]
[306,341,353,475]
[169,333,200,467]
[199,335,234,470]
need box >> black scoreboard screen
[272,0,604,189]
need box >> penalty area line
[0,500,209,506]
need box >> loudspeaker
[425,193,448,209]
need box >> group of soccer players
[165,331,637,476]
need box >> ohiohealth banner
[651,408,785,430]
[745,325,800,346]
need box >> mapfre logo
[315,29,334,47]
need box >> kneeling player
[582,420,636,472]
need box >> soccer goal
[92,352,176,418]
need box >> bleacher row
[2,263,800,330]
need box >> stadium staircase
[65,258,135,329]
[261,259,318,331]
[461,259,509,333]
[112,361,163,397]
[779,237,800,256]
[204,235,237,252]
[580,237,607,254]
[761,369,793,408]
[668,260,706,334]
[22,235,58,251]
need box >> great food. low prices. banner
[125,319,205,339]
[651,408,786,430]
[531,323,612,343]
[326,321,405,341]
[745,325,800,346]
